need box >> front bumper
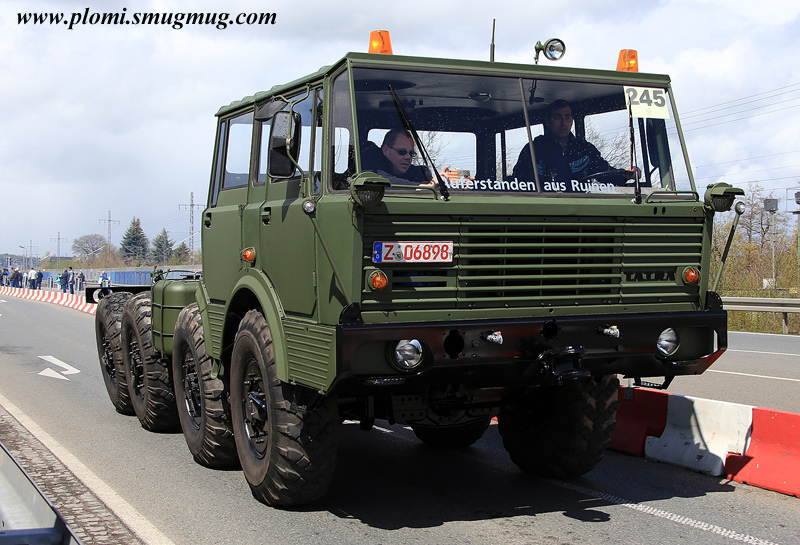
[338,310,727,385]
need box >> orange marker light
[369,270,388,290]
[369,30,393,55]
[617,49,638,72]
[242,248,255,263]
[683,267,700,284]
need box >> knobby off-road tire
[498,375,619,479]
[95,291,134,415]
[412,418,492,448]
[172,303,238,468]
[230,310,338,507]
[121,293,180,432]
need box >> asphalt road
[0,296,798,545]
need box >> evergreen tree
[120,218,149,265]
[150,228,174,265]
[172,242,190,265]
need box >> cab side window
[223,111,254,190]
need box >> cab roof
[215,51,671,117]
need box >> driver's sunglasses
[391,147,416,157]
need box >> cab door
[202,111,254,305]
[256,89,321,318]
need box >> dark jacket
[512,133,624,190]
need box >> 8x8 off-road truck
[92,35,744,507]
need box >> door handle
[203,211,212,227]
[261,207,271,225]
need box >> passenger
[364,128,432,186]
[512,99,639,190]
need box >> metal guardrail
[0,443,81,544]
[722,297,800,334]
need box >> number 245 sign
[624,87,671,120]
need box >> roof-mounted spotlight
[534,38,566,64]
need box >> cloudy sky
[2,0,799,260]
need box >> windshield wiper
[387,86,450,201]
[626,101,642,204]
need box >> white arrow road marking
[38,355,81,380]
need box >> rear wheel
[498,375,619,479]
[412,418,492,448]
[121,293,180,432]
[230,310,338,507]
[173,303,238,468]
[95,291,134,415]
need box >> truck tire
[172,303,238,468]
[498,374,619,479]
[95,291,134,415]
[411,418,492,448]
[121,293,180,432]
[230,310,338,507]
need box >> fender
[196,269,290,384]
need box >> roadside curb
[0,286,97,315]
[611,386,800,498]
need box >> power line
[680,82,800,115]
[694,150,800,169]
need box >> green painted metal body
[151,279,198,355]
[149,50,734,395]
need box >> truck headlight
[657,328,679,356]
[392,339,424,370]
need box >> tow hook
[524,346,591,386]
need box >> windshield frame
[328,54,697,200]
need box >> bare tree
[585,120,628,168]
[72,234,106,260]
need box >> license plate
[372,241,453,263]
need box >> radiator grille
[361,215,703,312]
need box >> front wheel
[230,310,338,507]
[499,375,619,479]
[172,303,238,468]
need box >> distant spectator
[60,268,68,293]
[28,267,37,289]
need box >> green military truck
[92,36,743,507]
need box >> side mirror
[268,110,302,179]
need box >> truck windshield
[337,66,692,198]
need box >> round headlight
[392,339,424,370]
[657,328,679,356]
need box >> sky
[2,0,800,261]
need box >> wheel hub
[242,360,268,456]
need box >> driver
[511,99,638,189]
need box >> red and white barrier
[0,286,97,315]
[725,408,800,498]
[609,387,669,457]
[644,395,753,476]
[613,385,800,498]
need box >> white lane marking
[553,480,781,545]
[375,423,779,543]
[37,356,81,380]
[0,392,176,545]
[727,349,800,358]
[706,369,800,383]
